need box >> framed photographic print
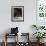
[36,0,46,26]
[11,6,24,22]
[37,0,46,18]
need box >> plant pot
[37,39,40,43]
[37,39,45,44]
[40,38,45,43]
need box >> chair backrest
[11,27,18,34]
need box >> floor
[0,42,46,46]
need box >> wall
[0,0,36,42]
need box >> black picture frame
[11,6,24,22]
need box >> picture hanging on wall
[36,0,46,26]
[11,6,24,22]
[37,0,46,18]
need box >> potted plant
[33,32,46,43]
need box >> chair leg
[4,33,7,46]
[4,41,7,46]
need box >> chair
[18,33,30,46]
[4,27,19,46]
[4,33,18,46]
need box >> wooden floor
[0,42,46,46]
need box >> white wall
[0,0,37,42]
